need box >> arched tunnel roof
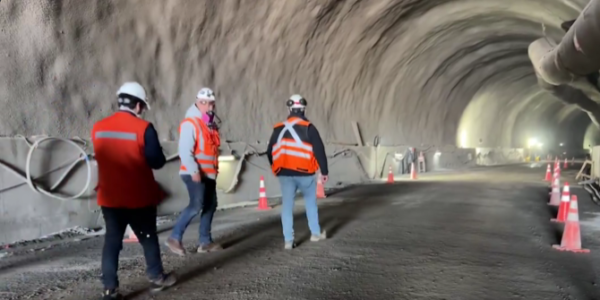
[0,0,594,149]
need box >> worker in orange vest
[267,94,329,250]
[92,82,176,300]
[165,87,223,256]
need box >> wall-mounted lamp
[218,155,237,162]
[394,152,404,160]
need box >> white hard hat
[197,88,216,101]
[116,82,151,110]
[288,94,307,108]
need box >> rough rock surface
[0,0,593,147]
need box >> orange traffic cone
[258,176,271,210]
[123,225,138,243]
[563,158,568,169]
[387,166,394,183]
[551,183,571,223]
[553,195,590,253]
[410,162,417,180]
[548,177,561,206]
[544,164,552,181]
[316,173,326,199]
[552,165,561,185]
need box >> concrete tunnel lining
[0,0,598,243]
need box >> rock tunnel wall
[0,0,593,150]
[0,0,595,243]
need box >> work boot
[284,241,296,250]
[165,238,186,256]
[197,242,223,253]
[310,230,327,242]
[149,272,177,293]
[101,288,124,300]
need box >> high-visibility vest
[179,117,220,179]
[271,117,318,175]
[91,112,163,208]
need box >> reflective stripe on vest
[95,131,137,141]
[271,117,317,174]
[92,112,162,209]
[180,117,218,179]
[187,118,205,152]
[273,118,313,161]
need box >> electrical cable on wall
[0,135,93,202]
[0,135,372,202]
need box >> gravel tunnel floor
[1,165,600,300]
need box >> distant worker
[267,94,329,250]
[92,82,176,300]
[165,87,223,255]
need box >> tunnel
[1,0,599,152]
[6,2,600,298]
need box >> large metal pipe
[529,0,600,86]
[537,77,600,127]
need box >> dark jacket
[266,112,328,176]
[124,111,166,170]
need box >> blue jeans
[278,175,321,242]
[101,206,164,289]
[169,175,218,245]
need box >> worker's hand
[192,172,202,182]
[321,175,328,183]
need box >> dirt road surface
[1,165,599,300]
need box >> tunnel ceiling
[0,0,594,148]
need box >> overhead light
[460,130,467,148]
[527,138,538,148]
[218,155,236,162]
[559,143,564,146]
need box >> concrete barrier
[0,136,506,244]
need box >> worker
[92,82,176,300]
[267,94,329,250]
[165,87,223,256]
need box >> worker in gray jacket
[165,88,223,256]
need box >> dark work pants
[101,206,164,290]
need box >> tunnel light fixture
[560,143,564,146]
[460,130,467,148]
[527,138,538,148]
[218,155,237,162]
[434,151,441,156]
[394,152,404,160]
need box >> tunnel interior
[0,0,598,151]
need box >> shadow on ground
[124,184,400,299]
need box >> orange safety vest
[91,112,163,208]
[271,117,318,175]
[179,117,220,179]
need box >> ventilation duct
[528,0,600,86]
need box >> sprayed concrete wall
[0,0,594,152]
[0,137,482,244]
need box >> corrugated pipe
[528,0,600,85]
